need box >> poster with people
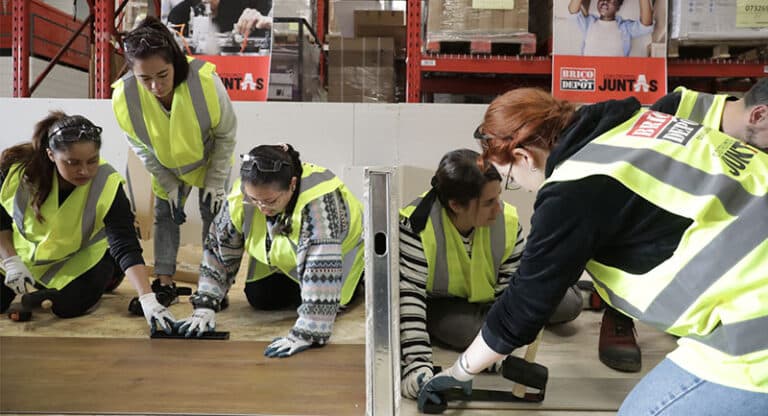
[552,0,667,105]
[161,0,273,101]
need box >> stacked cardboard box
[328,0,406,36]
[354,10,406,57]
[671,0,768,41]
[328,37,395,102]
[427,0,530,40]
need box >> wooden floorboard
[0,337,365,415]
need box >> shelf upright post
[12,0,30,97]
[406,0,422,103]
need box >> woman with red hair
[417,88,768,415]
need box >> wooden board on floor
[0,337,365,415]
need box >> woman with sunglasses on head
[398,149,583,399]
[0,112,175,333]
[176,144,364,357]
[417,88,768,415]
[112,16,237,292]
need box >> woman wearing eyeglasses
[0,112,175,333]
[398,149,582,399]
[417,89,768,415]
[112,16,237,292]
[175,144,364,357]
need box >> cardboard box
[671,0,768,41]
[354,10,407,56]
[328,37,395,102]
[427,0,529,40]
[329,0,406,36]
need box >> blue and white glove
[2,256,36,295]
[176,308,216,337]
[264,334,313,358]
[417,354,475,412]
[139,292,176,334]
[402,367,434,399]
[202,186,227,214]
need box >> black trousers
[244,272,302,310]
[1,252,122,318]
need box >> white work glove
[2,256,35,295]
[138,292,176,334]
[264,334,313,358]
[176,308,216,338]
[202,187,227,214]
[402,367,434,399]
[234,8,272,37]
[167,185,187,225]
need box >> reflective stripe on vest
[674,87,727,130]
[423,199,507,296]
[122,59,213,176]
[239,167,361,289]
[560,125,767,356]
[12,165,115,284]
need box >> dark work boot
[599,307,641,372]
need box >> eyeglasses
[243,188,289,209]
[502,164,521,191]
[240,154,286,173]
[48,124,103,145]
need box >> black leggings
[244,273,302,310]
[1,252,121,318]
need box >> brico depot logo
[627,111,702,145]
[598,74,658,93]
[220,72,265,91]
[560,67,596,91]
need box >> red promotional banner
[553,55,666,104]
[551,0,668,105]
[194,55,271,101]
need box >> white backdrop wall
[0,99,538,243]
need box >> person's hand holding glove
[202,187,227,214]
[2,256,35,295]
[167,185,187,225]
[402,367,434,399]
[176,308,216,337]
[264,334,313,358]
[138,292,176,334]
[234,8,273,37]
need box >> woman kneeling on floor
[176,144,364,358]
[0,112,175,333]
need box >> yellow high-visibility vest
[673,86,728,130]
[547,109,768,392]
[400,192,519,303]
[112,57,221,199]
[0,162,125,289]
[229,164,364,305]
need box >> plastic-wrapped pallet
[670,0,768,41]
[328,37,395,103]
[426,0,530,40]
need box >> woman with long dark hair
[0,111,174,333]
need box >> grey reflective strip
[243,203,254,238]
[342,241,362,284]
[80,165,115,250]
[489,204,506,273]
[37,229,107,283]
[12,182,29,238]
[123,61,212,176]
[123,76,154,149]
[688,92,716,124]
[688,315,768,356]
[300,169,336,193]
[573,143,768,355]
[429,201,450,296]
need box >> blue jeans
[619,358,768,416]
[153,187,215,276]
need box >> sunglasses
[48,124,103,146]
[240,154,286,173]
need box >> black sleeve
[103,185,146,272]
[649,91,682,115]
[481,175,691,354]
[167,0,198,25]
[0,170,11,231]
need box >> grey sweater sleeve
[204,74,237,190]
